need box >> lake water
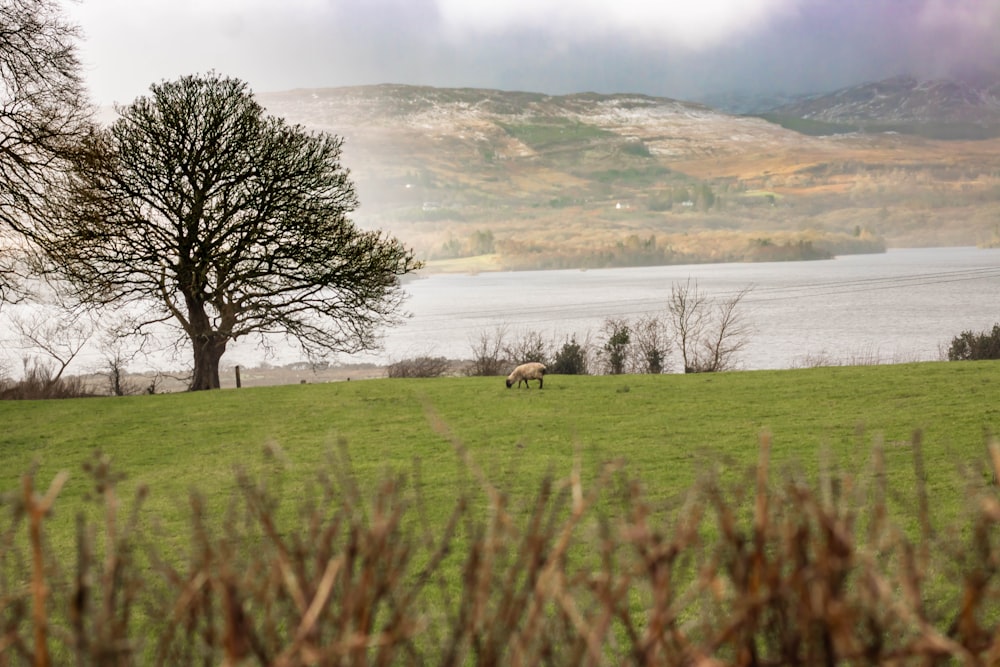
[3,246,1000,375]
[349,246,1000,371]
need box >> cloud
[434,0,803,50]
[917,0,1000,34]
[64,0,1000,107]
[911,0,1000,77]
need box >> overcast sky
[65,0,1000,106]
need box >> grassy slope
[2,361,999,552]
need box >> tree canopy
[41,73,421,390]
[0,0,90,299]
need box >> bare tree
[0,0,91,299]
[631,314,669,374]
[667,279,753,373]
[503,329,548,366]
[466,325,509,376]
[667,279,708,373]
[98,335,149,396]
[11,305,92,385]
[386,356,450,378]
[701,285,754,372]
[37,73,420,390]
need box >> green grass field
[4,361,1000,662]
[2,361,998,546]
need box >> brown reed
[2,432,1000,665]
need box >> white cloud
[63,0,1000,107]
[917,0,1000,33]
[65,0,340,104]
[434,0,803,50]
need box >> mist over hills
[702,74,1000,119]
[759,75,1000,139]
[253,77,1000,272]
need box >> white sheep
[506,362,547,389]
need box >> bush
[948,323,1000,361]
[601,318,631,375]
[502,329,548,367]
[466,328,552,376]
[551,336,589,375]
[631,315,669,374]
[0,360,93,400]
[465,327,509,376]
[386,356,451,378]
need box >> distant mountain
[251,83,1000,269]
[696,90,815,116]
[760,75,1000,139]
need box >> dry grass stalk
[5,431,1000,663]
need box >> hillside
[255,83,1000,271]
[763,75,1000,137]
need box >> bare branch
[667,278,708,373]
[702,285,754,372]
[11,305,93,382]
[466,325,509,376]
[0,0,92,299]
[667,280,753,373]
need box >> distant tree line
[455,280,753,377]
[385,297,1000,380]
[457,231,885,272]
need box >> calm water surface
[351,246,1000,371]
[3,247,999,374]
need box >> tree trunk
[189,335,228,391]
[184,290,233,391]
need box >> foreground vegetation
[2,363,1000,663]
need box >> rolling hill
[254,80,1000,271]
[761,75,1000,138]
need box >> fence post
[235,365,242,389]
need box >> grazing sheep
[506,362,547,389]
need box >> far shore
[74,360,472,394]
